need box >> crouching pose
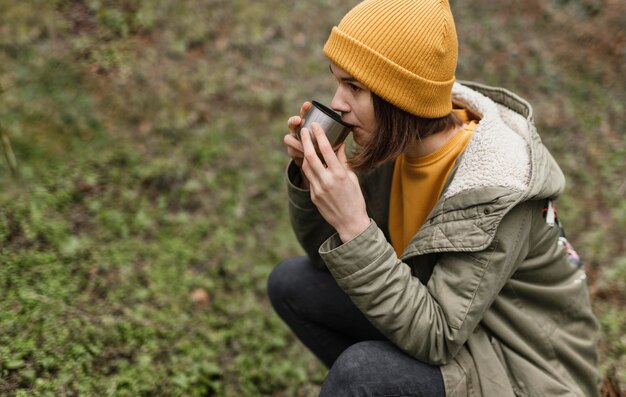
[268,0,600,395]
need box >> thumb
[337,144,350,168]
[338,144,360,186]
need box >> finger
[336,144,349,167]
[311,123,341,169]
[286,145,304,158]
[299,101,312,118]
[300,127,326,177]
[287,116,303,135]
[284,134,304,151]
[284,136,305,165]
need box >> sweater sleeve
[319,201,533,365]
[286,161,336,270]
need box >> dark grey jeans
[268,256,445,397]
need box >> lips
[342,119,356,130]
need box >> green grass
[1,0,625,395]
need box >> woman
[268,0,600,396]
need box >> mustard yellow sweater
[389,109,478,255]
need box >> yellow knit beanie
[323,0,458,118]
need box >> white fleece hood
[446,83,534,198]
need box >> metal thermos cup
[296,101,351,150]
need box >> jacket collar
[401,82,564,257]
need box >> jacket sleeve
[318,201,534,365]
[286,161,336,270]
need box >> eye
[348,83,361,93]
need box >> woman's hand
[300,122,371,243]
[284,102,312,189]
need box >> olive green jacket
[286,82,600,396]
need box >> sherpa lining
[445,83,532,199]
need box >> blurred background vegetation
[0,0,624,395]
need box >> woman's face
[329,62,377,147]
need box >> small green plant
[0,0,624,395]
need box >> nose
[330,86,350,115]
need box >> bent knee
[326,341,388,384]
[322,341,445,397]
[267,256,310,307]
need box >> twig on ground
[0,84,18,178]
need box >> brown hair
[348,93,462,171]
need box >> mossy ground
[1,0,624,395]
